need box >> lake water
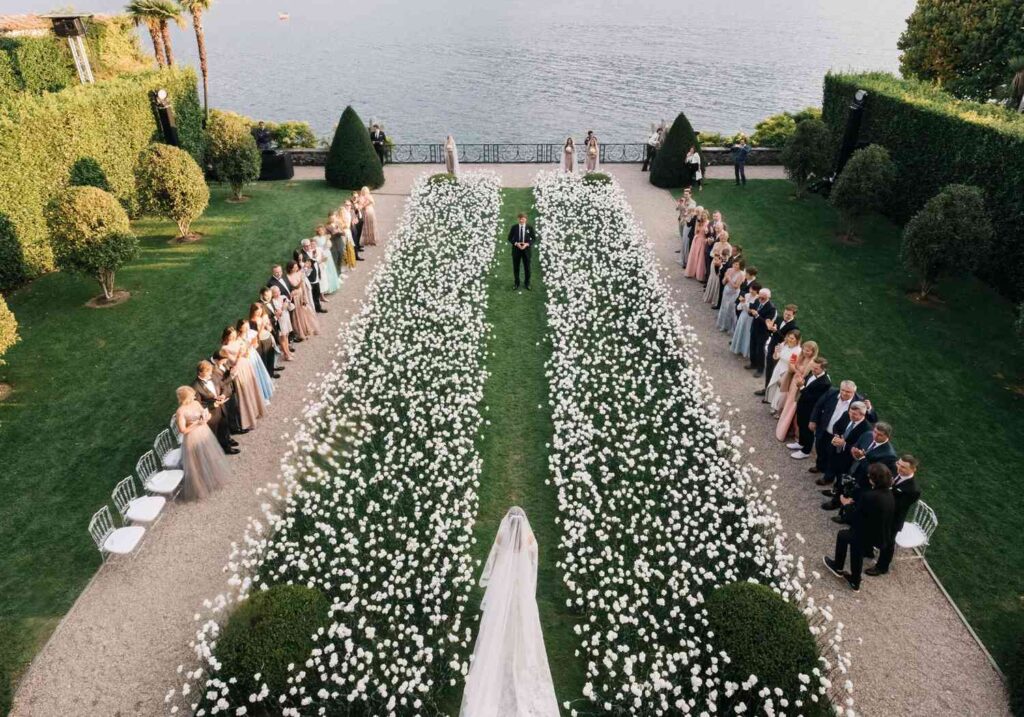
[13,0,916,142]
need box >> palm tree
[178,0,213,121]
[125,0,166,68]
[148,0,185,67]
[1009,56,1024,112]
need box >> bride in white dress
[460,507,559,717]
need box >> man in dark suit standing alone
[508,213,537,290]
[370,123,387,166]
[824,463,895,592]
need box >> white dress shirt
[826,397,852,433]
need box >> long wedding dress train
[460,507,559,717]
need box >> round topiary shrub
[325,105,385,190]
[781,118,833,197]
[214,584,330,705]
[44,186,138,303]
[705,582,822,712]
[207,110,262,200]
[427,172,457,185]
[136,143,209,240]
[68,156,111,193]
[0,294,18,366]
[830,143,897,241]
[582,172,611,185]
[650,111,702,188]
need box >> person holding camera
[868,454,922,576]
[827,421,898,524]
[824,463,895,592]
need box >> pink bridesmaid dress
[684,222,708,280]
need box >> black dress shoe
[271,373,282,379]
[865,567,887,577]
[356,256,365,261]
[822,556,843,579]
[814,477,834,486]
[275,366,285,371]
[753,371,763,378]
[820,489,834,497]
[228,439,239,447]
[808,467,821,474]
[820,499,839,511]
[525,285,531,291]
[317,309,328,313]
[236,428,252,434]
[744,364,755,370]
[292,337,304,343]
[831,515,850,525]
[753,389,766,396]
[844,573,861,592]
[513,284,520,290]
[226,447,241,455]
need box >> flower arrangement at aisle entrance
[167,172,502,716]
[533,170,854,716]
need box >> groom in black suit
[508,213,537,290]
[192,360,239,454]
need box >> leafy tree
[780,118,833,196]
[900,184,993,299]
[1008,56,1024,112]
[206,110,261,200]
[147,0,184,66]
[829,144,897,241]
[325,105,384,189]
[898,0,1024,101]
[751,113,796,148]
[44,187,139,301]
[650,111,701,188]
[136,143,209,238]
[125,0,166,67]
[0,295,17,366]
[178,0,212,120]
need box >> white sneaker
[790,450,810,460]
[786,442,802,450]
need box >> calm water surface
[12,0,915,142]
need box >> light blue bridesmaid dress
[317,236,341,294]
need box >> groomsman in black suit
[193,360,240,453]
[211,352,246,435]
[266,264,301,343]
[755,303,799,397]
[799,379,877,470]
[370,123,387,165]
[788,357,831,456]
[746,288,775,377]
[868,454,922,576]
[827,421,898,520]
[508,213,537,290]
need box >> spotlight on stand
[810,89,868,197]
[45,14,94,84]
[150,88,180,147]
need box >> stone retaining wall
[285,147,781,166]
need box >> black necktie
[520,225,524,243]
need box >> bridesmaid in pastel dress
[175,386,230,500]
[562,137,575,173]
[314,225,341,294]
[359,187,377,246]
[584,135,599,172]
[286,260,320,339]
[766,330,802,413]
[219,326,265,430]
[730,283,760,357]
[684,209,710,280]
[269,286,295,362]
[775,340,820,441]
[716,258,745,332]
[237,318,274,404]
[339,206,358,270]
[702,234,732,304]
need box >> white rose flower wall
[533,171,853,716]
[169,172,502,716]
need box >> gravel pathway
[12,164,1006,716]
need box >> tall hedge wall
[823,72,1024,297]
[0,68,202,289]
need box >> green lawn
[688,179,1024,668]
[0,180,350,713]
[437,188,584,714]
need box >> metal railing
[384,142,646,164]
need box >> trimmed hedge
[705,582,823,714]
[214,585,330,704]
[650,110,702,188]
[823,72,1024,298]
[325,105,384,189]
[0,67,202,290]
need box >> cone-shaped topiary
[650,111,702,188]
[325,106,384,189]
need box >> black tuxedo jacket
[851,438,898,485]
[296,250,320,284]
[796,372,832,418]
[810,388,878,436]
[830,415,873,464]
[766,318,799,354]
[267,275,292,298]
[261,299,280,334]
[891,477,922,533]
[508,223,537,248]
[370,129,386,146]
[192,374,224,408]
[850,488,895,549]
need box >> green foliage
[44,186,139,299]
[695,130,744,147]
[780,118,833,195]
[427,172,457,184]
[265,120,317,149]
[0,294,17,365]
[325,105,384,189]
[898,0,1024,101]
[829,144,896,238]
[0,37,75,94]
[0,67,202,289]
[650,111,702,188]
[1017,303,1024,345]
[582,172,612,185]
[69,157,111,193]
[823,72,1024,296]
[900,185,993,298]
[705,582,822,713]
[1013,636,1024,716]
[206,110,261,200]
[215,585,329,702]
[751,112,796,148]
[135,143,209,237]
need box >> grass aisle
[439,187,584,714]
